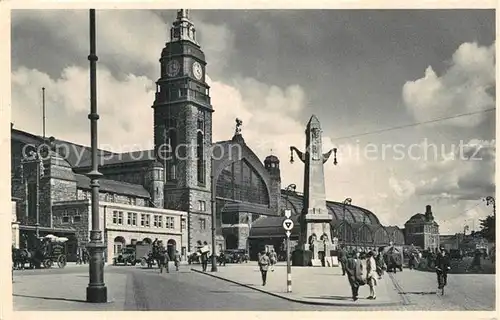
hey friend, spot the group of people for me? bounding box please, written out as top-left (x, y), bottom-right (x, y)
top-left (150, 238), bottom-right (181, 272)
top-left (76, 246), bottom-right (89, 265)
top-left (338, 244), bottom-right (452, 300)
top-left (338, 246), bottom-right (386, 301)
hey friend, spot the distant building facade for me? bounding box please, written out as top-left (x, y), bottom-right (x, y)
top-left (404, 205), bottom-right (440, 251)
top-left (440, 232), bottom-right (489, 254)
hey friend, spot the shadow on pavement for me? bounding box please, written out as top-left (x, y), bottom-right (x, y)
top-left (13, 294), bottom-right (87, 303)
top-left (304, 295), bottom-right (353, 301)
top-left (398, 291), bottom-right (437, 295)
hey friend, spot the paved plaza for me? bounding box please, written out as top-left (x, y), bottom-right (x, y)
top-left (11, 262), bottom-right (496, 312)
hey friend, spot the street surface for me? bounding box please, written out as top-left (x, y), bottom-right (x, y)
top-left (12, 263), bottom-right (496, 311)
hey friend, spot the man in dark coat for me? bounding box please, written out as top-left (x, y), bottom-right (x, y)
top-left (338, 245), bottom-right (348, 276)
top-left (345, 249), bottom-right (364, 301)
top-left (435, 247), bottom-right (451, 295)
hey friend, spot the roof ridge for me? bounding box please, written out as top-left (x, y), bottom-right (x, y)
top-left (74, 173), bottom-right (145, 187)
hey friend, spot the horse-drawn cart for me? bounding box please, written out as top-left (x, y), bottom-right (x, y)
top-left (40, 235), bottom-right (68, 269)
top-left (12, 234), bottom-right (69, 269)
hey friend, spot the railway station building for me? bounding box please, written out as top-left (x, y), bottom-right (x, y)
top-left (10, 9), bottom-right (439, 263)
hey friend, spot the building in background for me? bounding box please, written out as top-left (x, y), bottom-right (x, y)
top-left (404, 205), bottom-right (440, 251)
top-left (440, 232), bottom-right (489, 255)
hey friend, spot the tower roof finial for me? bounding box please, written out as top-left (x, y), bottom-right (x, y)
top-left (177, 9), bottom-right (190, 21)
top-left (170, 9), bottom-right (198, 45)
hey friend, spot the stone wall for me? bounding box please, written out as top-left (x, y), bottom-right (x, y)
top-left (12, 178), bottom-right (26, 219)
top-left (52, 200), bottom-right (91, 245)
top-left (268, 175), bottom-right (281, 215)
top-left (188, 188), bottom-right (212, 252)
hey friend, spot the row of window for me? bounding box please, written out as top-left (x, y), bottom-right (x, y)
top-left (112, 210), bottom-right (185, 230)
top-left (408, 226), bottom-right (438, 234)
top-left (61, 213), bottom-right (81, 224)
top-left (81, 190), bottom-right (138, 206)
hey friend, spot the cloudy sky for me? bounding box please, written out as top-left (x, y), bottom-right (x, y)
top-left (11, 9), bottom-right (495, 234)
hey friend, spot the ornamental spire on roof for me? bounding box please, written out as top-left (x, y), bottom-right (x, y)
top-left (177, 9), bottom-right (190, 20)
top-left (170, 9), bottom-right (199, 45)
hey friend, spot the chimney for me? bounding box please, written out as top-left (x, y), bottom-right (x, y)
top-left (425, 205), bottom-right (432, 213)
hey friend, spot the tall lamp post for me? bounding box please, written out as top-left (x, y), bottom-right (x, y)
top-left (342, 198), bottom-right (352, 247)
top-left (86, 9), bottom-right (107, 303)
top-left (210, 157), bottom-right (218, 272)
top-left (35, 155), bottom-right (41, 239)
top-left (484, 196), bottom-right (496, 217)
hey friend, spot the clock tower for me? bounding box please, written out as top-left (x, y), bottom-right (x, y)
top-left (152, 9), bottom-right (213, 252)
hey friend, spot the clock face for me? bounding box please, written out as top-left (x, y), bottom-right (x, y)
top-left (192, 61), bottom-right (203, 80)
top-left (166, 60), bottom-right (180, 77)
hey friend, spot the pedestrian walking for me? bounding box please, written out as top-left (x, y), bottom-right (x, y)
top-left (375, 247), bottom-right (386, 279)
top-left (345, 249), bottom-right (365, 301)
top-left (219, 250), bottom-right (226, 266)
top-left (269, 249), bottom-right (277, 272)
top-left (366, 251), bottom-right (377, 300)
top-left (338, 245), bottom-right (348, 276)
top-left (198, 241), bottom-right (210, 272)
top-left (258, 251), bottom-right (270, 286)
top-left (76, 246), bottom-right (83, 265)
top-left (174, 250), bottom-right (181, 271)
top-left (435, 247), bottom-right (451, 295)
top-left (468, 249), bottom-right (483, 272)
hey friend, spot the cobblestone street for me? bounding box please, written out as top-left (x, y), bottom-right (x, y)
top-left (12, 263), bottom-right (496, 312)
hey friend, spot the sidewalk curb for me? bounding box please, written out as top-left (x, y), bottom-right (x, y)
top-left (191, 268), bottom-right (402, 307)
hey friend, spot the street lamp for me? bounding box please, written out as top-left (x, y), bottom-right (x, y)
top-left (342, 198), bottom-right (352, 247)
top-left (85, 9), bottom-right (107, 303)
top-left (35, 155), bottom-right (41, 239)
top-left (484, 196), bottom-right (496, 216)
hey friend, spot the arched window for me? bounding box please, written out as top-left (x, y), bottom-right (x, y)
top-left (113, 236), bottom-right (126, 257)
top-left (166, 128), bottom-right (177, 181)
top-left (197, 131), bottom-right (205, 185)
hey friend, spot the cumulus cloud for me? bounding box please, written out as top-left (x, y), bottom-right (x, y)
top-left (12, 10), bottom-right (235, 80)
top-left (208, 75), bottom-right (365, 199)
top-left (414, 139), bottom-right (495, 201)
top-left (402, 42), bottom-right (495, 127)
top-left (12, 66), bottom-right (155, 150)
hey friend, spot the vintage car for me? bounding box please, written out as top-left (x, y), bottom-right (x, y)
top-left (224, 249), bottom-right (249, 263)
top-left (383, 245), bottom-right (404, 272)
top-left (113, 247), bottom-right (137, 266)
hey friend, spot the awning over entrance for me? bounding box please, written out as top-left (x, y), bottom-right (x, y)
top-left (19, 225), bottom-right (77, 234)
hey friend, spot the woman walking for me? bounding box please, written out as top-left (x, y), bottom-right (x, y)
top-left (366, 251), bottom-right (377, 299)
top-left (375, 247), bottom-right (386, 279)
top-left (269, 250), bottom-right (277, 272)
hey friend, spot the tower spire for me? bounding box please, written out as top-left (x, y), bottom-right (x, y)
top-left (177, 9), bottom-right (190, 20)
top-left (170, 9), bottom-right (198, 45)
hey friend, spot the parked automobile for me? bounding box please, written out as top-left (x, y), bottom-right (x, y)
top-left (113, 247), bottom-right (137, 266)
top-left (224, 249), bottom-right (249, 263)
top-left (449, 249), bottom-right (463, 260)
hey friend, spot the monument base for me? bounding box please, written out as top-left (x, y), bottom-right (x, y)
top-left (311, 259), bottom-right (322, 266)
top-left (292, 249), bottom-right (312, 266)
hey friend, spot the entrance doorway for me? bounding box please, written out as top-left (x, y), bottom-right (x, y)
top-left (167, 239), bottom-right (176, 260)
top-left (225, 234), bottom-right (238, 250)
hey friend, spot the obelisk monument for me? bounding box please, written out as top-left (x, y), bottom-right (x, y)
top-left (290, 115), bottom-right (337, 266)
